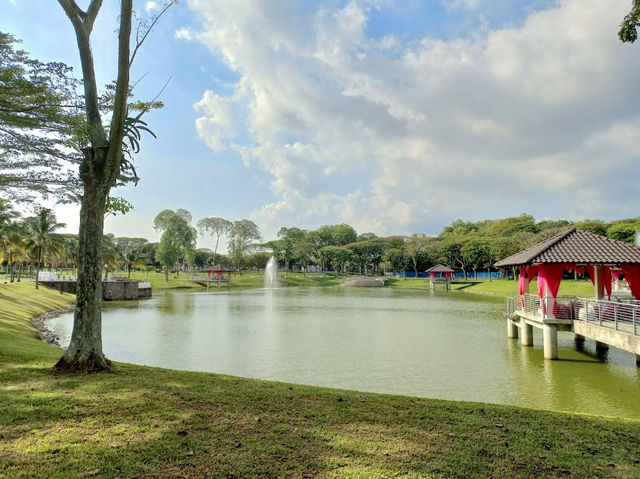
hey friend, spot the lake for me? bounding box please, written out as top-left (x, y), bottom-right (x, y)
top-left (48, 287), bottom-right (640, 419)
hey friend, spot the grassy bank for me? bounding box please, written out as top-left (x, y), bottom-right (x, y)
top-left (125, 270), bottom-right (342, 291)
top-left (388, 277), bottom-right (599, 298)
top-left (1, 282), bottom-right (640, 477)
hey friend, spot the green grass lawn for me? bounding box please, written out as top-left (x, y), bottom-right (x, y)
top-left (126, 270), bottom-right (342, 291)
top-left (453, 279), bottom-right (600, 297)
top-left (1, 282), bottom-right (640, 477)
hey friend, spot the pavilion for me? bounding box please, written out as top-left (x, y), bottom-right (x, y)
top-left (190, 264), bottom-right (233, 290)
top-left (494, 228), bottom-right (640, 364)
top-left (426, 264), bottom-right (455, 291)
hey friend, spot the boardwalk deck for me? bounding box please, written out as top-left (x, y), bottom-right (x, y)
top-left (506, 294), bottom-right (640, 365)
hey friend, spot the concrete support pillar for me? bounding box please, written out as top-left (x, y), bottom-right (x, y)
top-left (543, 324), bottom-right (558, 360)
top-left (636, 354), bottom-right (640, 367)
top-left (507, 318), bottom-right (518, 339)
top-left (544, 284), bottom-right (555, 320)
top-left (521, 322), bottom-right (534, 347)
top-left (593, 266), bottom-right (605, 300)
top-left (574, 333), bottom-right (585, 351)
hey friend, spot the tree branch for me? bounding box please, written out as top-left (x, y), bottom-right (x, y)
top-left (105, 0), bottom-right (133, 184)
top-left (57, 0), bottom-right (106, 147)
top-left (85, 0), bottom-right (103, 34)
top-left (130, 1), bottom-right (176, 67)
top-left (57, 0), bottom-right (85, 27)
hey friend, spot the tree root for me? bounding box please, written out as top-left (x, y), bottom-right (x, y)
top-left (54, 351), bottom-right (113, 374)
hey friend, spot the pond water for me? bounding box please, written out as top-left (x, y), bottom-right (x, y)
top-left (48, 287), bottom-right (640, 419)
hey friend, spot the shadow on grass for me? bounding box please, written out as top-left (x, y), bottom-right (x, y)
top-left (2, 363), bottom-right (640, 478)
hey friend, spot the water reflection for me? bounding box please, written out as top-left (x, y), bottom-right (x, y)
top-left (47, 288), bottom-right (640, 419)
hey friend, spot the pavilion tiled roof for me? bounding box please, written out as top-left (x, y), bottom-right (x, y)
top-left (426, 264), bottom-right (455, 273)
top-left (494, 228), bottom-right (640, 268)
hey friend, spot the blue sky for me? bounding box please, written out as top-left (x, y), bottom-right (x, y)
top-left (3, 0), bottom-right (640, 249)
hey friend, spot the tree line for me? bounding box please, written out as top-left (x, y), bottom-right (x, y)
top-left (6, 202), bottom-right (638, 283)
top-left (148, 212), bottom-right (640, 279)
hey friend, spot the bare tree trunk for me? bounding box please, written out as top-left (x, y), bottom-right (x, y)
top-left (35, 248), bottom-right (42, 290)
top-left (56, 179), bottom-right (109, 372)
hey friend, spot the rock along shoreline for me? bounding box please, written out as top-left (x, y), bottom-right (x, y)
top-left (32, 305), bottom-right (74, 347)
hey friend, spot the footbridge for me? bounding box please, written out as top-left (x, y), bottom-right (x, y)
top-left (494, 228), bottom-right (640, 366)
top-left (505, 294), bottom-right (640, 365)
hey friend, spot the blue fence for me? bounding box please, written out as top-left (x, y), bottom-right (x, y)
top-left (395, 271), bottom-right (429, 278)
top-left (454, 271), bottom-right (503, 279)
top-left (395, 271), bottom-right (504, 279)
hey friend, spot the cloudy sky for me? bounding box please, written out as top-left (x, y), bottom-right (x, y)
top-left (3, 0), bottom-right (640, 248)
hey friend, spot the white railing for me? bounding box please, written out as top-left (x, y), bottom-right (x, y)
top-left (507, 293), bottom-right (640, 337)
top-left (505, 297), bottom-right (515, 318)
top-left (37, 271), bottom-right (76, 281)
top-left (576, 297), bottom-right (639, 336)
top-left (138, 281), bottom-right (151, 289)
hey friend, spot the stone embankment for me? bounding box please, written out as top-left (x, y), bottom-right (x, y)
top-left (340, 277), bottom-right (385, 287)
top-left (40, 280), bottom-right (152, 300)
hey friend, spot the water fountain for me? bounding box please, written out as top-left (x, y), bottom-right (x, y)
top-left (264, 256), bottom-right (279, 288)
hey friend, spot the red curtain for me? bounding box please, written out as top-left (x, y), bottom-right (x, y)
top-left (621, 263), bottom-right (640, 300)
top-left (586, 266), bottom-right (612, 299)
top-left (444, 272), bottom-right (451, 278)
top-left (429, 272), bottom-right (436, 279)
top-left (518, 266), bottom-right (539, 295)
top-left (538, 264), bottom-right (564, 299)
top-left (538, 264), bottom-right (565, 315)
top-left (612, 270), bottom-right (621, 281)
top-left (518, 267), bottom-right (526, 295)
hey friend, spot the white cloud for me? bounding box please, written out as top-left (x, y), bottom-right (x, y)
top-left (174, 28), bottom-right (194, 41)
top-left (187, 0), bottom-right (640, 237)
top-left (145, 1), bottom-right (159, 13)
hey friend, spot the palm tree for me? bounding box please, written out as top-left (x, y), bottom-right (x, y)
top-left (24, 208), bottom-right (66, 289)
top-left (58, 234), bottom-right (79, 278)
top-left (0, 200), bottom-right (19, 278)
top-left (0, 221), bottom-right (26, 282)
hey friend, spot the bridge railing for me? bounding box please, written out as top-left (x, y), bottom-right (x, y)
top-left (575, 297), bottom-right (639, 336)
top-left (507, 294), bottom-right (640, 337)
top-left (518, 293), bottom-right (541, 316)
top-left (189, 274), bottom-right (230, 282)
top-left (505, 297), bottom-right (515, 318)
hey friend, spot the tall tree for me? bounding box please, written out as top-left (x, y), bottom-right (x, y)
top-left (55, 0), bottom-right (173, 372)
top-left (320, 246), bottom-right (354, 277)
top-left (0, 32), bottom-right (81, 202)
top-left (115, 237), bottom-right (148, 277)
top-left (197, 217), bottom-right (232, 257)
top-left (405, 234), bottom-right (426, 278)
top-left (228, 220), bottom-right (262, 270)
top-left (153, 210), bottom-right (197, 281)
top-left (277, 226), bottom-right (306, 276)
top-left (461, 238), bottom-right (494, 280)
top-left (23, 208), bottom-right (65, 289)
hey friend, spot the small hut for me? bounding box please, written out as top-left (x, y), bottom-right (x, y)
top-left (206, 264), bottom-right (233, 289)
top-left (494, 228), bottom-right (640, 363)
top-left (426, 264), bottom-right (455, 291)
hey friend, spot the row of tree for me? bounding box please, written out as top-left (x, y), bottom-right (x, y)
top-left (4, 202), bottom-right (639, 282)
